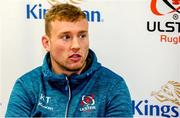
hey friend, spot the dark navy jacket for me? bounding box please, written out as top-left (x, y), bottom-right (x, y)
top-left (6, 49), bottom-right (133, 117)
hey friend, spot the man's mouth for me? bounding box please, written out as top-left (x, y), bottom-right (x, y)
top-left (69, 54), bottom-right (81, 62)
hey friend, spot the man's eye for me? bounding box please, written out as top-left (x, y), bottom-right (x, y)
top-left (61, 35), bottom-right (71, 40)
top-left (79, 34), bottom-right (87, 39)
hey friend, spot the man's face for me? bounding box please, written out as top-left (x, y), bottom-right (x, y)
top-left (42, 19), bottom-right (89, 74)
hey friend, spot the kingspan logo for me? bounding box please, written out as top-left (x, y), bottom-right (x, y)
top-left (26, 0), bottom-right (103, 22)
top-left (151, 81), bottom-right (180, 106)
top-left (133, 81), bottom-right (180, 117)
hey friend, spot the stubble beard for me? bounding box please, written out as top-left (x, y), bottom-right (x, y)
top-left (64, 61), bottom-right (86, 72)
top-left (51, 56), bottom-right (87, 75)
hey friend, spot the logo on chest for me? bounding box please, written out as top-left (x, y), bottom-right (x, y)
top-left (38, 94), bottom-right (53, 111)
top-left (79, 94), bottom-right (96, 112)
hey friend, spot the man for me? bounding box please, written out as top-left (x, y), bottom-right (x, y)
top-left (6, 3), bottom-right (133, 117)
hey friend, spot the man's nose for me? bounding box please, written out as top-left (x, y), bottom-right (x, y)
top-left (71, 37), bottom-right (80, 51)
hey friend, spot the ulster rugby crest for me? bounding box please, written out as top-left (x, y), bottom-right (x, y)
top-left (79, 94), bottom-right (96, 112)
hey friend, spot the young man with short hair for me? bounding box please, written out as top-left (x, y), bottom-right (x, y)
top-left (6, 3), bottom-right (133, 117)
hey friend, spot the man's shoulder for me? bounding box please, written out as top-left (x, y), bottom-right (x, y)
top-left (94, 66), bottom-right (126, 88)
top-left (10, 66), bottom-right (43, 106)
top-left (17, 66), bottom-right (43, 83)
top-left (99, 66), bottom-right (124, 82)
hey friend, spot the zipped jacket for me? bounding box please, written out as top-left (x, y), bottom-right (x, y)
top-left (5, 49), bottom-right (133, 117)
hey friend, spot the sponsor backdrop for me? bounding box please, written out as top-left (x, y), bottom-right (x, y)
top-left (0, 0), bottom-right (179, 117)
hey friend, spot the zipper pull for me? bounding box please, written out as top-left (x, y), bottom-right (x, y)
top-left (65, 77), bottom-right (69, 91)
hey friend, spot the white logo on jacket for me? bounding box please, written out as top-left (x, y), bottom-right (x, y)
top-left (38, 94), bottom-right (53, 111)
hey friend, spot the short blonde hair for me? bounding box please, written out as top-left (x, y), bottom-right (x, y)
top-left (45, 3), bottom-right (86, 37)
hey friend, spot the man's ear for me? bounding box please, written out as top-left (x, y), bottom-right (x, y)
top-left (42, 35), bottom-right (50, 52)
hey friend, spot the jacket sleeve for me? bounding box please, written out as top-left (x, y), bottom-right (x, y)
top-left (5, 79), bottom-right (34, 117)
top-left (105, 79), bottom-right (133, 117)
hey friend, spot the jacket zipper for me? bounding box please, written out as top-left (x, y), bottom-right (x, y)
top-left (65, 77), bottom-right (71, 118)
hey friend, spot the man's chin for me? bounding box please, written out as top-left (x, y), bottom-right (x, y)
top-left (66, 63), bottom-right (85, 72)
top-left (65, 64), bottom-right (79, 69)
top-left (67, 67), bottom-right (81, 72)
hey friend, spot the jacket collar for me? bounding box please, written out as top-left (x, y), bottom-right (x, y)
top-left (41, 49), bottom-right (101, 85)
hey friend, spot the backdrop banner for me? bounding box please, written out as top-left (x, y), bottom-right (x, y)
top-left (0, 0), bottom-right (179, 117)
